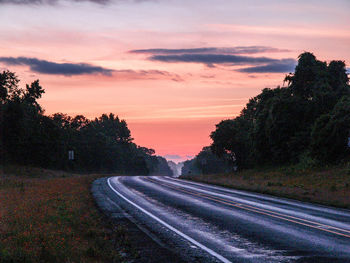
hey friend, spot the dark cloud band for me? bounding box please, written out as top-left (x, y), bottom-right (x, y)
top-left (0, 57), bottom-right (113, 76)
top-left (237, 59), bottom-right (296, 73)
top-left (0, 0), bottom-right (108, 4)
top-left (149, 54), bottom-right (281, 65)
top-left (130, 46), bottom-right (290, 55)
top-left (130, 46), bottom-right (295, 73)
top-left (0, 0), bottom-right (151, 4)
top-left (0, 56), bottom-right (183, 80)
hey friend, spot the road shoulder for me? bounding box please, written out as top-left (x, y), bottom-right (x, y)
top-left (91, 177), bottom-right (187, 263)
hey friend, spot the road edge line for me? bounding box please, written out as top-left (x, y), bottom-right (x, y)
top-left (107, 177), bottom-right (231, 263)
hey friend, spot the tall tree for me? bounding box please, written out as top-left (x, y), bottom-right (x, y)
top-left (310, 95), bottom-right (350, 162)
top-left (210, 52), bottom-right (350, 168)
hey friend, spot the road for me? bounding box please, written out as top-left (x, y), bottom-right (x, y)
top-left (93, 176), bottom-right (350, 263)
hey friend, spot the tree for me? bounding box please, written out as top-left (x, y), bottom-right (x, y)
top-left (285, 52), bottom-right (327, 100)
top-left (1, 70), bottom-right (156, 174)
top-left (0, 70), bottom-right (20, 103)
top-left (209, 52), bottom-right (350, 168)
top-left (23, 80), bottom-right (45, 113)
top-left (181, 159), bottom-right (200, 176)
top-left (181, 147), bottom-right (232, 176)
top-left (210, 117), bottom-right (252, 168)
top-left (195, 147), bottom-right (232, 174)
top-left (310, 95), bottom-right (350, 162)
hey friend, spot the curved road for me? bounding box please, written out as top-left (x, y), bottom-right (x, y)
top-left (94, 176), bottom-right (350, 263)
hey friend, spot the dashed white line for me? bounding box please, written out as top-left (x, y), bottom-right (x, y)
top-left (107, 177), bottom-right (232, 263)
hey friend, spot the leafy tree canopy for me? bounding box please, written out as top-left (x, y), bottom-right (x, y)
top-left (209, 52), bottom-right (349, 169)
top-left (1, 70), bottom-right (172, 175)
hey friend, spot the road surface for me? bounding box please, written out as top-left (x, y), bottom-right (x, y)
top-left (93, 176), bottom-right (350, 263)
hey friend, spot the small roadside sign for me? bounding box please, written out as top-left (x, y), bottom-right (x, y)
top-left (68, 150), bottom-right (74, 160)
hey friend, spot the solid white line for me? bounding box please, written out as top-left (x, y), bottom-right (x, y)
top-left (107, 177), bottom-right (232, 263)
top-left (166, 177), bottom-right (350, 216)
top-left (154, 177), bottom-right (350, 236)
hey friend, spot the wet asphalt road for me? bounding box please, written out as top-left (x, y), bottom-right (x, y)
top-left (95, 176), bottom-right (350, 263)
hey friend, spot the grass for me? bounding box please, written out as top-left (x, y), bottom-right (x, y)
top-left (182, 164), bottom-right (350, 209)
top-left (0, 165), bottom-right (134, 263)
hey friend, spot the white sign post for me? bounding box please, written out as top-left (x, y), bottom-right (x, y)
top-left (68, 150), bottom-right (74, 160)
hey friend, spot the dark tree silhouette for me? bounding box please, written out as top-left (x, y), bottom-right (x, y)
top-left (209, 52), bottom-right (350, 170)
top-left (1, 70), bottom-right (171, 175)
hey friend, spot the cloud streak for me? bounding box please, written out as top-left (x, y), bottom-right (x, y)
top-left (130, 46), bottom-right (290, 55)
top-left (149, 54), bottom-right (283, 65)
top-left (0, 56), bottom-right (113, 76)
top-left (130, 46), bottom-right (295, 72)
top-left (237, 59), bottom-right (297, 73)
top-left (112, 69), bottom-right (183, 81)
top-left (0, 0), bottom-right (108, 4)
top-left (0, 56), bottom-right (183, 80)
top-left (0, 0), bottom-right (151, 5)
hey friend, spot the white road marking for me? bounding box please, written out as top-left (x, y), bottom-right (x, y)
top-left (157, 177), bottom-right (350, 234)
top-left (166, 177), bottom-right (350, 217)
top-left (149, 177), bottom-right (350, 238)
top-left (107, 177), bottom-right (232, 263)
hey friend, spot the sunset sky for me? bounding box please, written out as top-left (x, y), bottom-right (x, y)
top-left (1, 0), bottom-right (349, 162)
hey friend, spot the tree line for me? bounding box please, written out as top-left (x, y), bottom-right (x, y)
top-left (183, 52), bottom-right (350, 175)
top-left (0, 71), bottom-right (172, 175)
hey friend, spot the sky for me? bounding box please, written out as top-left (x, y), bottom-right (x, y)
top-left (0, 0), bottom-right (349, 163)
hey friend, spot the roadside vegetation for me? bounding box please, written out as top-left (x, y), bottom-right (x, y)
top-left (0, 166), bottom-right (135, 263)
top-left (182, 52), bottom-right (350, 208)
top-left (0, 71), bottom-right (172, 175)
top-left (182, 52), bottom-right (350, 177)
top-left (182, 163), bottom-right (350, 208)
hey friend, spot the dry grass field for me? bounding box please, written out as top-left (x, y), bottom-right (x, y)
top-left (0, 166), bottom-right (132, 263)
top-left (183, 164), bottom-right (350, 209)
